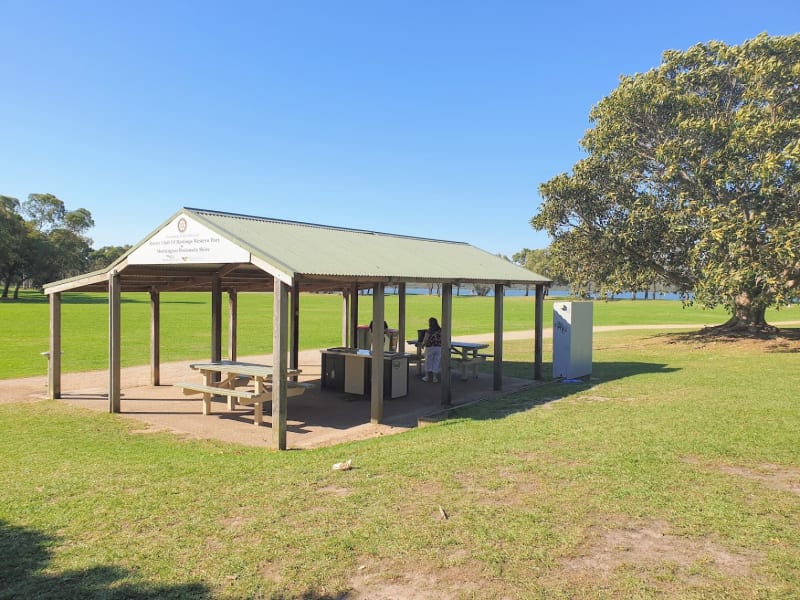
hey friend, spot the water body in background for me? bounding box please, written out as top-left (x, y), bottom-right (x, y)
top-left (543, 289), bottom-right (688, 301)
top-left (387, 287), bottom-right (687, 301)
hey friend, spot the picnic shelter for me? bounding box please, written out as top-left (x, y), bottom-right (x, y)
top-left (43, 207), bottom-right (551, 449)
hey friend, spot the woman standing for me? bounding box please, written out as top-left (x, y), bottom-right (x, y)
top-left (421, 317), bottom-right (442, 382)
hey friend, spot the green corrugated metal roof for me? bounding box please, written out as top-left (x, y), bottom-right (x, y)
top-left (44, 207), bottom-right (551, 294)
top-left (187, 207), bottom-right (550, 284)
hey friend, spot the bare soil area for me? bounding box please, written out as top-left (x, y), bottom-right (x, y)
top-left (548, 518), bottom-right (763, 592)
top-left (0, 346), bottom-right (534, 450)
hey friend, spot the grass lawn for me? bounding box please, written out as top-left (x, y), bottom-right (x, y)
top-left (4, 289), bottom-right (792, 379)
top-left (1, 318), bottom-right (800, 597)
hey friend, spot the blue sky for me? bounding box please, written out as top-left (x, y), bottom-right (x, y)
top-left (2, 1), bottom-right (798, 257)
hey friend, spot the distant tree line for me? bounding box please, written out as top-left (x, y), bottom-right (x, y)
top-left (0, 194), bottom-right (130, 300)
top-left (511, 247), bottom-right (676, 299)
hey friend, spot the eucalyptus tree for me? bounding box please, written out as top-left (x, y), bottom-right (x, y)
top-left (0, 196), bottom-right (27, 298)
top-left (22, 194), bottom-right (95, 285)
top-left (533, 33), bottom-right (800, 332)
top-left (0, 194), bottom-right (95, 296)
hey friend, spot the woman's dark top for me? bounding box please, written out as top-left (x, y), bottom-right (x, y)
top-left (424, 327), bottom-right (441, 347)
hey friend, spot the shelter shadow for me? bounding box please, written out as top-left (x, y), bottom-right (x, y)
top-left (438, 360), bottom-right (679, 423)
top-left (0, 520), bottom-right (210, 599)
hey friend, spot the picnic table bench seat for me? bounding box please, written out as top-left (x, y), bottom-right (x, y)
top-left (450, 353), bottom-right (488, 380)
top-left (174, 380), bottom-right (315, 426)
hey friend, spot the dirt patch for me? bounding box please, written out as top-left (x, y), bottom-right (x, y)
top-left (548, 518), bottom-right (761, 591)
top-left (220, 510), bottom-right (254, 530)
top-left (683, 456), bottom-right (800, 496)
top-left (346, 557), bottom-right (485, 600)
top-left (345, 514), bottom-right (763, 599)
top-left (455, 464), bottom-right (542, 508)
top-left (717, 464), bottom-right (800, 496)
top-left (317, 485), bottom-right (351, 497)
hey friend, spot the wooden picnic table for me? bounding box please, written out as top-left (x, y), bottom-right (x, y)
top-left (449, 341), bottom-right (490, 380)
top-left (175, 360), bottom-right (307, 425)
top-left (407, 340), bottom-right (490, 380)
top-left (191, 360), bottom-right (279, 389)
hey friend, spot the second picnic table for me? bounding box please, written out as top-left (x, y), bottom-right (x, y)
top-left (449, 341), bottom-right (490, 380)
top-left (407, 340), bottom-right (490, 380)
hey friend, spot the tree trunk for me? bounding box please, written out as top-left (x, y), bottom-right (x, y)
top-left (708, 290), bottom-right (775, 335)
top-left (1, 280), bottom-right (9, 299)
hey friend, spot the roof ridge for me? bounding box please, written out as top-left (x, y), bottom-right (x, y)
top-left (183, 207), bottom-right (466, 245)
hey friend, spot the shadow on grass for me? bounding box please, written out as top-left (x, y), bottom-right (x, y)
top-left (482, 358), bottom-right (677, 384)
top-left (655, 328), bottom-right (800, 352)
top-left (0, 520), bottom-right (209, 599)
top-left (445, 359), bottom-right (678, 423)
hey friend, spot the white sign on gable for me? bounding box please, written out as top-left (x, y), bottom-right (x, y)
top-left (128, 214), bottom-right (250, 265)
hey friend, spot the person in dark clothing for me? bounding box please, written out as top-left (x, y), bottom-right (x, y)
top-left (421, 317), bottom-right (442, 382)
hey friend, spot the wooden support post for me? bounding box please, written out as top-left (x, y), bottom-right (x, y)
top-left (441, 284), bottom-right (453, 406)
top-left (290, 282), bottom-right (300, 375)
top-left (341, 288), bottom-right (349, 346)
top-left (272, 281), bottom-right (290, 450)
top-left (370, 283), bottom-right (385, 423)
top-left (493, 284), bottom-right (504, 391)
top-left (398, 282), bottom-right (406, 351)
top-left (534, 284), bottom-right (545, 380)
top-left (150, 290), bottom-right (160, 386)
top-left (211, 275), bottom-right (222, 366)
top-left (48, 292), bottom-right (61, 399)
top-left (349, 282), bottom-right (359, 348)
top-left (109, 271), bottom-right (121, 413)
top-left (228, 290), bottom-right (238, 361)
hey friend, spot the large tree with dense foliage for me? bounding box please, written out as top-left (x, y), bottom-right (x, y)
top-left (0, 194), bottom-right (95, 298)
top-left (533, 33), bottom-right (800, 332)
top-left (0, 197), bottom-right (27, 298)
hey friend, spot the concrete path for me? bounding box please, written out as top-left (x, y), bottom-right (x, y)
top-left (456, 320), bottom-right (800, 343)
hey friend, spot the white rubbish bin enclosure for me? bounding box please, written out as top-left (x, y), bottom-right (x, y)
top-left (552, 301), bottom-right (593, 380)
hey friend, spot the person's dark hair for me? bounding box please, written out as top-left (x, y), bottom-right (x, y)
top-left (428, 317), bottom-right (440, 330)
